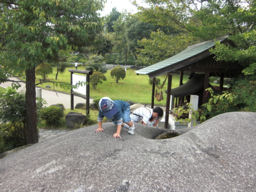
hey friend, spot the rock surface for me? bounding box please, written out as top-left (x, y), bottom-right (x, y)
top-left (75, 103), bottom-right (86, 109)
top-left (1, 112), bottom-right (256, 192)
top-left (50, 104), bottom-right (65, 111)
top-left (65, 112), bottom-right (87, 129)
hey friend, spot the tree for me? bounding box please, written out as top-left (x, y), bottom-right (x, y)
top-left (93, 33), bottom-right (113, 56)
top-left (36, 63), bottom-right (53, 81)
top-left (105, 8), bottom-right (121, 32)
top-left (105, 12), bottom-right (167, 66)
top-left (135, 0), bottom-right (194, 32)
top-left (134, 0), bottom-right (199, 65)
top-left (90, 71), bottom-right (106, 89)
top-left (55, 49), bottom-right (72, 80)
top-left (137, 30), bottom-right (194, 65)
top-left (110, 66), bottom-right (126, 83)
top-left (136, 0), bottom-right (256, 68)
top-left (115, 14), bottom-right (165, 66)
top-left (86, 54), bottom-right (107, 73)
top-left (0, 0), bottom-right (103, 144)
top-left (137, 0), bottom-right (256, 112)
top-left (191, 1), bottom-right (256, 70)
top-left (193, 1), bottom-right (256, 112)
top-left (111, 14), bottom-right (154, 65)
top-left (112, 14), bottom-right (132, 65)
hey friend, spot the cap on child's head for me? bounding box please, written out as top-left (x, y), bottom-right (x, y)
top-left (99, 97), bottom-right (118, 119)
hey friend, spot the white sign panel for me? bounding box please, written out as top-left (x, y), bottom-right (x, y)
top-left (72, 74), bottom-right (86, 96)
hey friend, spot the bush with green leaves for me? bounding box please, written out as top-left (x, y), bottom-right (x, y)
top-left (90, 97), bottom-right (101, 110)
top-left (199, 76), bottom-right (256, 122)
top-left (40, 106), bottom-right (64, 127)
top-left (0, 88), bottom-right (44, 151)
top-left (0, 88), bottom-right (44, 123)
top-left (0, 88), bottom-right (27, 151)
top-left (110, 66), bottom-right (126, 83)
top-left (232, 76), bottom-right (256, 112)
top-left (199, 88), bottom-right (239, 122)
top-left (0, 88), bottom-right (26, 123)
top-left (0, 122), bottom-right (26, 151)
top-left (0, 130), bottom-right (5, 153)
top-left (172, 103), bottom-right (199, 125)
top-left (90, 71), bottom-right (107, 89)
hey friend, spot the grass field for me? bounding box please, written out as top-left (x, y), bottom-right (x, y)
top-left (37, 66), bottom-right (188, 105)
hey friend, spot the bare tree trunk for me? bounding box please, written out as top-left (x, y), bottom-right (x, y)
top-left (25, 67), bottom-right (38, 144)
top-left (55, 63), bottom-right (59, 80)
top-left (55, 70), bottom-right (59, 80)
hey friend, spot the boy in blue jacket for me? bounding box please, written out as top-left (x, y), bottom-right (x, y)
top-left (96, 97), bottom-right (135, 138)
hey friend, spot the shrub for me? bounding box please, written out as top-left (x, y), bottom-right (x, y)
top-left (0, 88), bottom-right (26, 123)
top-left (50, 104), bottom-right (65, 111)
top-left (0, 88), bottom-right (43, 123)
top-left (90, 71), bottom-right (107, 89)
top-left (0, 88), bottom-right (27, 150)
top-left (199, 76), bottom-right (256, 121)
top-left (199, 88), bottom-right (239, 121)
top-left (0, 130), bottom-right (5, 153)
top-left (172, 103), bottom-right (199, 125)
top-left (232, 76), bottom-right (256, 111)
top-left (0, 122), bottom-right (26, 151)
top-left (0, 88), bottom-right (43, 151)
top-left (90, 97), bottom-right (100, 110)
top-left (110, 66), bottom-right (126, 83)
top-left (40, 106), bottom-right (64, 127)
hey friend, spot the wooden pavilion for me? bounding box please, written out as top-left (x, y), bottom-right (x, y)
top-left (136, 36), bottom-right (242, 128)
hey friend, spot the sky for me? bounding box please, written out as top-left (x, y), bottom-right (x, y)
top-left (101, 0), bottom-right (142, 16)
top-left (101, 0), bottom-right (249, 16)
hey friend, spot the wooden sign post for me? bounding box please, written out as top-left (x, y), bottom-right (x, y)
top-left (69, 69), bottom-right (92, 115)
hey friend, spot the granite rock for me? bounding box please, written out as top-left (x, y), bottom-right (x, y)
top-left (65, 112), bottom-right (86, 128)
top-left (1, 112), bottom-right (256, 192)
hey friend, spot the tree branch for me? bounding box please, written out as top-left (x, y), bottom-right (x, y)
top-left (0, 0), bottom-right (19, 7)
top-left (3, 78), bottom-right (25, 83)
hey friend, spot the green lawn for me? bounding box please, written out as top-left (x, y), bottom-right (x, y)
top-left (37, 67), bottom-right (187, 105)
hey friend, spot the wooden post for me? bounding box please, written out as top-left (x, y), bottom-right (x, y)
top-left (86, 74), bottom-right (90, 115)
top-left (179, 71), bottom-right (184, 105)
top-left (220, 74), bottom-right (224, 92)
top-left (151, 77), bottom-right (156, 109)
top-left (203, 73), bottom-right (209, 103)
top-left (179, 71), bottom-right (183, 85)
top-left (69, 69), bottom-right (91, 114)
top-left (165, 73), bottom-right (172, 129)
top-left (70, 71), bottom-right (74, 110)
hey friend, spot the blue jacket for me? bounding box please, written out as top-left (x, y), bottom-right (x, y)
top-left (98, 100), bottom-right (130, 125)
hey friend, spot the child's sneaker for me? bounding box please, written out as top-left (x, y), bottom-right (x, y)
top-left (128, 126), bottom-right (135, 135)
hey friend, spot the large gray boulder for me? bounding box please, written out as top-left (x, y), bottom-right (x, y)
top-left (75, 103), bottom-right (86, 110)
top-left (1, 112), bottom-right (256, 192)
top-left (65, 112), bottom-right (87, 129)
